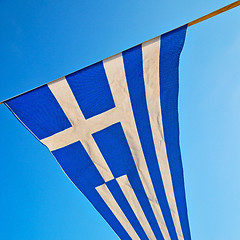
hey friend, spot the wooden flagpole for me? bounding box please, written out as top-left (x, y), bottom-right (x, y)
top-left (188, 0), bottom-right (240, 26)
top-left (0, 0), bottom-right (240, 105)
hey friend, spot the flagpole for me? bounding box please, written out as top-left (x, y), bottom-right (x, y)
top-left (0, 0), bottom-right (240, 105)
top-left (188, 0), bottom-right (240, 26)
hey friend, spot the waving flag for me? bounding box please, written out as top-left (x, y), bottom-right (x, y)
top-left (5, 25), bottom-right (191, 240)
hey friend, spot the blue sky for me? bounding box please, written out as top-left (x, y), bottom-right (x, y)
top-left (1, 0), bottom-right (240, 239)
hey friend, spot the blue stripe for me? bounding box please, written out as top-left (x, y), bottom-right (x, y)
top-left (122, 45), bottom-right (178, 239)
top-left (93, 123), bottom-right (164, 239)
top-left (66, 61), bottom-right (115, 119)
top-left (81, 186), bottom-right (131, 240)
top-left (127, 170), bottom-right (164, 240)
top-left (160, 25), bottom-right (191, 240)
top-left (107, 179), bottom-right (149, 240)
top-left (6, 85), bottom-right (71, 140)
top-left (51, 141), bottom-right (131, 240)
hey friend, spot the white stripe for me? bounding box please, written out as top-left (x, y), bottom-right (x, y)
top-left (96, 182), bottom-right (140, 240)
top-left (44, 78), bottom-right (114, 182)
top-left (142, 37), bottom-right (184, 239)
top-left (103, 54), bottom-right (170, 240)
top-left (117, 175), bottom-right (156, 240)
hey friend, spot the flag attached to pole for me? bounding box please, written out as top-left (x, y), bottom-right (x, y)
top-left (5, 25), bottom-right (191, 240)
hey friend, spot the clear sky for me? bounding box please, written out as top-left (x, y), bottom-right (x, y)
top-left (1, 0), bottom-right (240, 239)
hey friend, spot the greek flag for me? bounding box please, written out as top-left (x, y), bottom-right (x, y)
top-left (5, 25), bottom-right (191, 240)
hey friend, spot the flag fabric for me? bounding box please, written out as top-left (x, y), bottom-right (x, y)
top-left (5, 25), bottom-right (191, 240)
